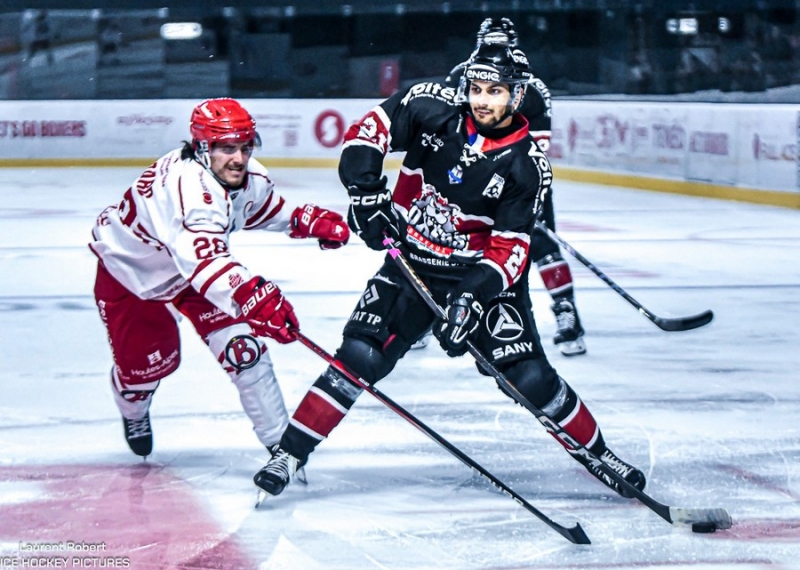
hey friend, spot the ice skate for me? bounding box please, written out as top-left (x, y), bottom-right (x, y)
top-left (122, 412), bottom-right (153, 458)
top-left (551, 299), bottom-right (586, 356)
top-left (111, 369), bottom-right (156, 458)
top-left (580, 447), bottom-right (646, 498)
top-left (267, 443), bottom-right (306, 485)
top-left (254, 447), bottom-right (301, 498)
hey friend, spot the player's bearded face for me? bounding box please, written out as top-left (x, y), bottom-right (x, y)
top-left (209, 141), bottom-right (254, 187)
top-left (468, 80), bottom-right (514, 130)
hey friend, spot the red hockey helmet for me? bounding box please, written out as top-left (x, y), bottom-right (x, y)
top-left (189, 98), bottom-right (257, 145)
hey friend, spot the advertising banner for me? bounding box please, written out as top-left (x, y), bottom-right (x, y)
top-left (0, 99), bottom-right (379, 161)
top-left (552, 100), bottom-right (800, 193)
top-left (1, 98), bottom-right (799, 196)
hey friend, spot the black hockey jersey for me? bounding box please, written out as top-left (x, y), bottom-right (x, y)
top-left (339, 81), bottom-right (552, 304)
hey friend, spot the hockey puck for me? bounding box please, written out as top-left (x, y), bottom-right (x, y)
top-left (691, 522), bottom-right (717, 534)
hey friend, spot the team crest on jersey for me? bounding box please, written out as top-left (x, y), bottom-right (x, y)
top-left (485, 303), bottom-right (524, 341)
top-left (229, 273), bottom-right (244, 289)
top-left (447, 165), bottom-right (463, 184)
top-left (406, 185), bottom-right (467, 255)
top-left (482, 173), bottom-right (505, 199)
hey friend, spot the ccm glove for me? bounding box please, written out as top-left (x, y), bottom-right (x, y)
top-left (233, 277), bottom-right (299, 344)
top-left (290, 204), bottom-right (350, 250)
top-left (347, 176), bottom-right (403, 251)
top-left (433, 292), bottom-right (485, 357)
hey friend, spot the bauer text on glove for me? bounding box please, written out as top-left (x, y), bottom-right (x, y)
top-left (289, 204), bottom-right (350, 250)
top-left (233, 277), bottom-right (298, 343)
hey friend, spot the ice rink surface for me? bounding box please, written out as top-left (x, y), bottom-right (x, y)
top-left (1, 165), bottom-right (799, 569)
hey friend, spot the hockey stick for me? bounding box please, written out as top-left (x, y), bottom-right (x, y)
top-left (384, 237), bottom-right (731, 532)
top-left (294, 330), bottom-right (591, 545)
top-left (534, 221), bottom-right (713, 332)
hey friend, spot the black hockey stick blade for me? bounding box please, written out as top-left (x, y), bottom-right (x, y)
top-left (383, 238), bottom-right (731, 533)
top-left (651, 309), bottom-right (714, 332)
top-left (295, 330), bottom-right (591, 545)
top-left (534, 221), bottom-right (714, 332)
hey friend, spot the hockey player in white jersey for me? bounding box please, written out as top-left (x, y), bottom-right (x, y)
top-left (89, 98), bottom-right (350, 459)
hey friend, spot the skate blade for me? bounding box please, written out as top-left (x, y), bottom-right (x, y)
top-left (255, 489), bottom-right (269, 508)
top-left (296, 466), bottom-right (308, 485)
top-left (558, 338), bottom-right (586, 357)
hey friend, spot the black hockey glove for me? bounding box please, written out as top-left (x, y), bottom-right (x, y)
top-left (434, 292), bottom-right (484, 358)
top-left (347, 176), bottom-right (404, 251)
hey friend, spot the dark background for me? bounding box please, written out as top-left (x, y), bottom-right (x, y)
top-left (1, 0), bottom-right (797, 100)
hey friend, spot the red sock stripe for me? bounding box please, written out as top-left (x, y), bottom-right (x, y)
top-left (539, 261), bottom-right (573, 292)
top-left (548, 398), bottom-right (600, 450)
top-left (291, 390), bottom-right (347, 439)
top-left (561, 398), bottom-right (599, 448)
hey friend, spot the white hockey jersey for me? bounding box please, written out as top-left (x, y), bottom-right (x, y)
top-left (90, 148), bottom-right (291, 317)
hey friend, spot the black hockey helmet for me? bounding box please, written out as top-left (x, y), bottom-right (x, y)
top-left (465, 43), bottom-right (531, 84)
top-left (455, 43), bottom-right (532, 105)
top-left (445, 18), bottom-right (520, 88)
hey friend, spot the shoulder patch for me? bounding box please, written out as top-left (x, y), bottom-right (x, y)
top-left (482, 173), bottom-right (505, 199)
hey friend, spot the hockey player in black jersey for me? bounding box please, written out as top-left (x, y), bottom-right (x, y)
top-left (254, 39), bottom-right (645, 499)
top-left (446, 17), bottom-right (587, 357)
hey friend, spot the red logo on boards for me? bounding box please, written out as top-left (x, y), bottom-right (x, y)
top-left (314, 110), bottom-right (345, 148)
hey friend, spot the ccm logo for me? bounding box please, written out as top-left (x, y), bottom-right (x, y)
top-left (350, 190), bottom-right (392, 206)
top-left (241, 281), bottom-right (276, 316)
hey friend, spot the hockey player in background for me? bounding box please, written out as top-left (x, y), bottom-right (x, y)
top-left (447, 17), bottom-right (586, 357)
top-left (253, 40), bottom-right (645, 499)
top-left (89, 98), bottom-right (349, 459)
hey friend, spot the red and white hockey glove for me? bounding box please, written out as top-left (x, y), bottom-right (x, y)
top-left (290, 204), bottom-right (350, 250)
top-left (232, 277), bottom-right (299, 344)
